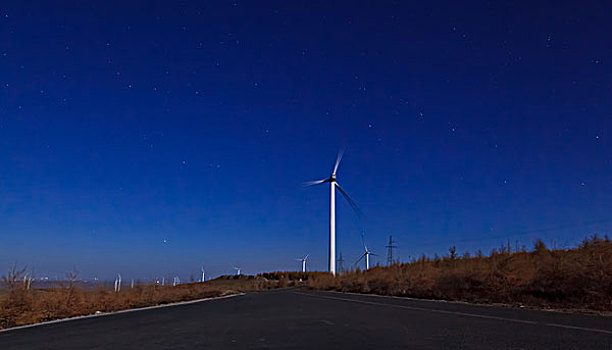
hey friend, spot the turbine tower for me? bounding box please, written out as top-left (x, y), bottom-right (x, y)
top-left (233, 266), bottom-right (241, 275)
top-left (296, 254), bottom-right (309, 272)
top-left (304, 150), bottom-right (363, 275)
top-left (201, 267), bottom-right (206, 282)
top-left (356, 232), bottom-right (377, 270)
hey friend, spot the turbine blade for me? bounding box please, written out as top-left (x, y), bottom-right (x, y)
top-left (302, 178), bottom-right (327, 187)
top-left (360, 231), bottom-right (367, 251)
top-left (335, 183), bottom-right (365, 222)
top-left (354, 253), bottom-right (366, 266)
top-left (332, 149), bottom-right (344, 176)
top-left (304, 254), bottom-right (309, 260)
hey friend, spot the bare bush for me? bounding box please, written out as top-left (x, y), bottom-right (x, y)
top-left (306, 236), bottom-right (612, 311)
top-left (0, 272), bottom-right (282, 329)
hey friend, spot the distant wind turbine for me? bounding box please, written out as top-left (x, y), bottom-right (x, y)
top-left (233, 266), bottom-right (241, 275)
top-left (304, 150), bottom-right (364, 274)
top-left (201, 267), bottom-right (206, 282)
top-left (355, 232), bottom-right (377, 270)
top-left (23, 274), bottom-right (33, 290)
top-left (296, 254), bottom-right (309, 272)
top-left (114, 274), bottom-right (122, 292)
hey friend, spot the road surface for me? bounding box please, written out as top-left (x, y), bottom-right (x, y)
top-left (1, 289), bottom-right (610, 349)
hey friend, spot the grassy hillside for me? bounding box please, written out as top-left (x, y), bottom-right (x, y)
top-left (306, 235), bottom-right (612, 312)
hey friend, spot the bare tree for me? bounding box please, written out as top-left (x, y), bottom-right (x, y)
top-left (66, 267), bottom-right (79, 289)
top-left (65, 267), bottom-right (79, 307)
top-left (2, 264), bottom-right (27, 291)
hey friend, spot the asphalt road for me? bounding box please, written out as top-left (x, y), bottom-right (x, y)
top-left (1, 289), bottom-right (610, 349)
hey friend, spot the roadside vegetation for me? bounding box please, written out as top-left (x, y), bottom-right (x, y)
top-left (0, 273), bottom-right (279, 329)
top-left (306, 235), bottom-right (612, 312)
top-left (2, 235), bottom-right (610, 329)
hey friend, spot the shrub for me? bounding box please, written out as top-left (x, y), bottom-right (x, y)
top-left (306, 236), bottom-right (612, 311)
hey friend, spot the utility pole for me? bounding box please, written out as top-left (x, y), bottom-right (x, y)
top-left (337, 252), bottom-right (345, 274)
top-left (386, 235), bottom-right (398, 265)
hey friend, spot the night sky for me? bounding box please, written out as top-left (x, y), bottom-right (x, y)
top-left (1, 1), bottom-right (611, 280)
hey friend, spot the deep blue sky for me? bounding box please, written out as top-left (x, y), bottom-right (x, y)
top-left (1, 1), bottom-right (610, 280)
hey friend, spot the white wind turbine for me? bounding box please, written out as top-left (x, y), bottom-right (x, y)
top-left (233, 266), bottom-right (241, 275)
top-left (296, 254), bottom-right (309, 272)
top-left (355, 232), bottom-right (377, 270)
top-left (201, 267), bottom-right (206, 282)
top-left (23, 274), bottom-right (33, 290)
top-left (114, 274), bottom-right (122, 292)
top-left (304, 150), bottom-right (363, 274)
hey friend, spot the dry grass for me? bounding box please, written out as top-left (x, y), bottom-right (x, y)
top-left (3, 235), bottom-right (610, 329)
top-left (0, 274), bottom-right (279, 330)
top-left (307, 235), bottom-right (612, 312)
